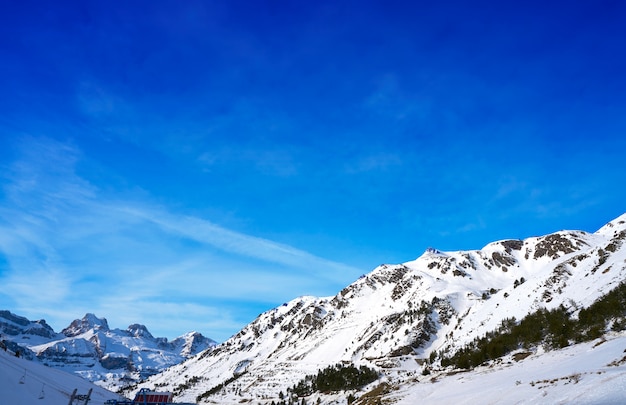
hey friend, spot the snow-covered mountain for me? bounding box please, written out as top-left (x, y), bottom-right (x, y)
top-left (134, 213), bottom-right (626, 404)
top-left (0, 312), bottom-right (216, 388)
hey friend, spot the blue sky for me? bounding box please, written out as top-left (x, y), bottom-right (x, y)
top-left (1, 1), bottom-right (625, 342)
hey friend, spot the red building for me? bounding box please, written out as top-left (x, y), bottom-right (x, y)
top-left (132, 389), bottom-right (173, 404)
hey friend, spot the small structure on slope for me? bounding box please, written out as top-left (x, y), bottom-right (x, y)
top-left (105, 388), bottom-right (194, 405)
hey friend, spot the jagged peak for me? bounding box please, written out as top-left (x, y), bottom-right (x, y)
top-left (127, 323), bottom-right (154, 339)
top-left (177, 330), bottom-right (202, 339)
top-left (0, 311), bottom-right (58, 339)
top-left (413, 247), bottom-right (448, 265)
top-left (424, 247), bottom-right (444, 256)
top-left (178, 330), bottom-right (215, 344)
top-left (0, 310), bottom-right (31, 327)
top-left (171, 331), bottom-right (216, 357)
top-left (62, 313), bottom-right (109, 337)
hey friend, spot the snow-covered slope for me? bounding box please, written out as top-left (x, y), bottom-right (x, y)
top-left (0, 347), bottom-right (121, 405)
top-left (0, 312), bottom-right (216, 389)
top-left (137, 213), bottom-right (626, 404)
top-left (389, 331), bottom-right (626, 404)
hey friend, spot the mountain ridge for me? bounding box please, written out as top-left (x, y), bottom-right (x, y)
top-left (2, 214), bottom-right (625, 403)
top-left (0, 311), bottom-right (217, 387)
top-left (133, 213), bottom-right (626, 404)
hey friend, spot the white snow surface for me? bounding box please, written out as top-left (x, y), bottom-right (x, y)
top-left (390, 333), bottom-right (626, 404)
top-left (0, 347), bottom-right (121, 405)
top-left (135, 213), bottom-right (626, 404)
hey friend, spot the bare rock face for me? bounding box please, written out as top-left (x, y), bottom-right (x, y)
top-left (62, 313), bottom-right (110, 337)
top-left (127, 323), bottom-right (153, 339)
top-left (0, 310), bottom-right (57, 339)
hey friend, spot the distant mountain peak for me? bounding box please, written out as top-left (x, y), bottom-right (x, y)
top-left (62, 313), bottom-right (109, 337)
top-left (127, 324), bottom-right (154, 339)
top-left (0, 310), bottom-right (58, 340)
top-left (0, 310), bottom-right (216, 389)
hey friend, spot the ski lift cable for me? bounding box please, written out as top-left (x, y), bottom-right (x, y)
top-left (23, 368), bottom-right (75, 395)
top-left (0, 351), bottom-right (73, 395)
top-left (1, 350), bottom-right (98, 398)
top-left (0, 351), bottom-right (29, 374)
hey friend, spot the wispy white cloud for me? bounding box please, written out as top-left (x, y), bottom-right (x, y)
top-left (125, 207), bottom-right (360, 280)
top-left (3, 268), bottom-right (72, 308)
top-left (96, 299), bottom-right (239, 340)
top-left (0, 136), bottom-right (362, 340)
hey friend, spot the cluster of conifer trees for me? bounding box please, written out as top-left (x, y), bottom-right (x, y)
top-left (290, 363), bottom-right (378, 396)
top-left (440, 282), bottom-right (626, 370)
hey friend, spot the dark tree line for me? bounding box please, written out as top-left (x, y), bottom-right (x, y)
top-left (441, 282), bottom-right (626, 370)
top-left (289, 363), bottom-right (378, 397)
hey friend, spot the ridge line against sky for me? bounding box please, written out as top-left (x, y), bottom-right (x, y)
top-left (1, 1), bottom-right (626, 341)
